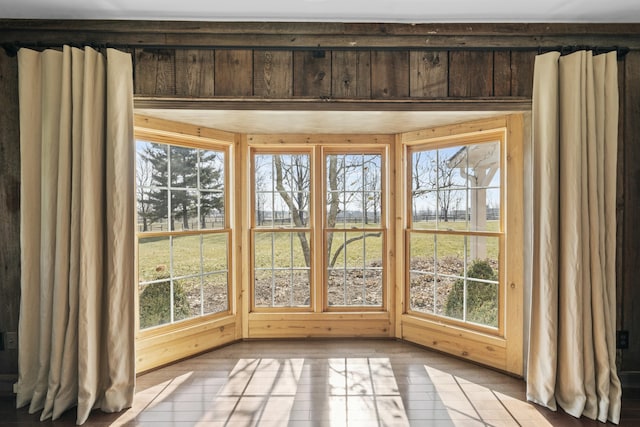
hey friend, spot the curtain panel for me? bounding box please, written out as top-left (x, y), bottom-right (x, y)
top-left (527, 50), bottom-right (621, 423)
top-left (16, 46), bottom-right (135, 425)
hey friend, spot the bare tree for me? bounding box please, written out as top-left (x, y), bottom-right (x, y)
top-left (273, 154), bottom-right (312, 267)
top-left (264, 153), bottom-right (382, 269)
top-left (437, 155), bottom-right (464, 222)
top-left (136, 151), bottom-right (154, 232)
top-left (411, 150), bottom-right (464, 223)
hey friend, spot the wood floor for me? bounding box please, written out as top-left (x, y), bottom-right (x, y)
top-left (1, 339), bottom-right (638, 426)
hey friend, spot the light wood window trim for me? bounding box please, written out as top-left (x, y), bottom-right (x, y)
top-left (321, 146), bottom-right (389, 312)
top-left (134, 115), bottom-right (238, 372)
top-left (246, 138), bottom-right (393, 317)
top-left (405, 129), bottom-right (506, 336)
top-left (399, 115), bottom-right (524, 375)
top-left (249, 147), bottom-right (315, 312)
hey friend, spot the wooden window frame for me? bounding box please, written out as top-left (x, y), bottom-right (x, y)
top-left (321, 146), bottom-right (389, 312)
top-left (134, 115), bottom-right (239, 373)
top-left (398, 115), bottom-right (524, 375)
top-left (249, 147), bottom-right (315, 313)
top-left (245, 134), bottom-right (396, 339)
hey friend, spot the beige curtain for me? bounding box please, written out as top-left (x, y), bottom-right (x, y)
top-left (527, 50), bottom-right (621, 423)
top-left (16, 46), bottom-right (135, 425)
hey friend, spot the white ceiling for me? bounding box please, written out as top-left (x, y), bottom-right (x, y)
top-left (135, 109), bottom-right (515, 134)
top-left (2, 0), bottom-right (639, 22)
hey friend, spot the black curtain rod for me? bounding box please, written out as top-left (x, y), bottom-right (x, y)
top-left (1, 42), bottom-right (631, 59)
top-left (539, 45), bottom-right (630, 60)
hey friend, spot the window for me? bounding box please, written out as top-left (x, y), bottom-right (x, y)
top-left (400, 116), bottom-right (523, 375)
top-left (250, 145), bottom-right (388, 313)
top-left (136, 139), bottom-right (231, 329)
top-left (407, 140), bottom-right (501, 330)
top-left (252, 152), bottom-right (312, 308)
top-left (325, 152), bottom-right (385, 308)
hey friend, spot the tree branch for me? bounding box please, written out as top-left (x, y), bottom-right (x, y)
top-left (329, 232), bottom-right (382, 268)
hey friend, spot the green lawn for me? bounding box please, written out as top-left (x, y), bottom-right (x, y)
top-left (138, 233), bottom-right (228, 284)
top-left (138, 220), bottom-right (499, 283)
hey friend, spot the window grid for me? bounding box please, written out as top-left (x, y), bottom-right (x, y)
top-left (137, 139), bottom-right (230, 331)
top-left (408, 140), bottom-right (502, 330)
top-left (325, 152), bottom-right (384, 308)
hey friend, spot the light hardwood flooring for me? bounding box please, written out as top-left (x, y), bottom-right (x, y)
top-left (1, 339), bottom-right (638, 426)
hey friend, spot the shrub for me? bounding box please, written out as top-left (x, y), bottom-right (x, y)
top-left (139, 281), bottom-right (191, 329)
top-left (445, 259), bottom-right (498, 327)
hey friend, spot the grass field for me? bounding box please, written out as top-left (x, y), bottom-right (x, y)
top-left (137, 220), bottom-right (500, 328)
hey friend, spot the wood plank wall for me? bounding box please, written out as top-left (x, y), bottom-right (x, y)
top-left (0, 51), bottom-right (19, 379)
top-left (133, 48), bottom-right (536, 98)
top-left (1, 22), bottom-right (639, 376)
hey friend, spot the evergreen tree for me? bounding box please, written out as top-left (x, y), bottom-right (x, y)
top-left (138, 142), bottom-right (224, 231)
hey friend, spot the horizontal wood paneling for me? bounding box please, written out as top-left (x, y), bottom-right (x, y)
top-left (402, 316), bottom-right (508, 373)
top-left (248, 315), bottom-right (392, 338)
top-left (136, 316), bottom-right (237, 373)
top-left (131, 47), bottom-right (537, 100)
top-left (3, 22), bottom-right (640, 49)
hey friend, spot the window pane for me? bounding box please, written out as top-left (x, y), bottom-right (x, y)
top-left (139, 281), bottom-right (171, 329)
top-left (327, 231), bottom-right (382, 307)
top-left (469, 188), bottom-right (500, 232)
top-left (435, 234), bottom-right (465, 278)
top-left (468, 236), bottom-right (500, 266)
top-left (137, 138), bottom-right (230, 331)
top-left (363, 191), bottom-right (382, 226)
top-left (254, 232), bottom-right (276, 269)
top-left (172, 235), bottom-right (201, 278)
top-left (467, 141), bottom-right (500, 189)
top-left (200, 190), bottom-right (224, 230)
top-left (409, 232), bottom-right (435, 273)
top-left (137, 140), bottom-right (168, 187)
top-left (409, 139), bottom-right (502, 329)
top-left (170, 189), bottom-right (198, 231)
top-left (202, 233), bottom-right (228, 274)
top-left (254, 231), bottom-right (311, 308)
top-left (466, 280), bottom-right (498, 328)
top-left (438, 189), bottom-right (467, 226)
top-left (436, 234), bottom-right (464, 318)
top-left (138, 236), bottom-right (170, 283)
top-left (412, 191), bottom-right (437, 229)
top-left (254, 269), bottom-right (310, 308)
top-left (438, 146), bottom-right (468, 189)
top-left (170, 146), bottom-right (198, 188)
top-left (203, 272), bottom-right (229, 314)
top-left (174, 278), bottom-right (199, 322)
top-left (410, 271), bottom-right (434, 313)
top-left (326, 153), bottom-right (382, 229)
top-left (254, 153), bottom-right (310, 229)
top-left (199, 150), bottom-right (225, 190)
